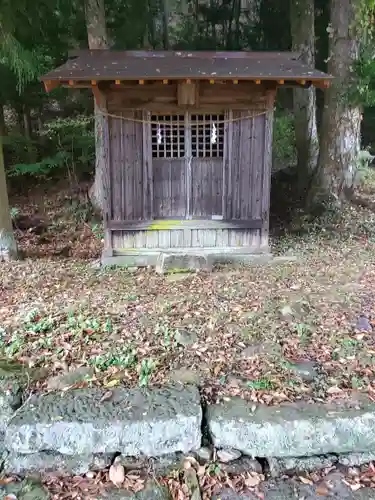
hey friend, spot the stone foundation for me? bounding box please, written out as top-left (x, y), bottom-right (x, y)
top-left (2, 383), bottom-right (375, 490)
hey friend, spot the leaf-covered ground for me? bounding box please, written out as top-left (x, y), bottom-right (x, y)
top-left (3, 183), bottom-right (375, 498)
top-left (2, 184), bottom-right (375, 406)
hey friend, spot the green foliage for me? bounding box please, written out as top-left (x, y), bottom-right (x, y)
top-left (91, 223), bottom-right (104, 240)
top-left (138, 358), bottom-right (156, 387)
top-left (351, 56), bottom-right (375, 107)
top-left (349, 1), bottom-right (375, 106)
top-left (10, 207), bottom-right (20, 219)
top-left (6, 115), bottom-right (94, 180)
top-left (247, 378), bottom-right (274, 390)
top-left (272, 112), bottom-right (297, 170)
top-left (66, 199), bottom-right (95, 224)
top-left (89, 346), bottom-right (137, 371)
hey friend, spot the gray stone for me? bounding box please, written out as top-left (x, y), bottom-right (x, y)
top-left (156, 253), bottom-right (212, 274)
top-left (185, 468), bottom-right (201, 500)
top-left (268, 455), bottom-right (335, 477)
top-left (195, 446), bottom-right (212, 462)
top-left (280, 305), bottom-right (294, 322)
top-left (4, 452), bottom-right (112, 475)
top-left (5, 386), bottom-right (202, 457)
top-left (289, 361), bottom-right (319, 382)
top-left (46, 366), bottom-right (93, 390)
top-left (355, 316), bottom-right (372, 332)
top-left (169, 368), bottom-right (200, 385)
top-left (338, 452), bottom-right (375, 466)
top-left (212, 489), bottom-right (257, 500)
top-left (217, 448), bottom-right (242, 463)
top-left (241, 342), bottom-right (281, 358)
top-left (119, 453), bottom-right (184, 475)
top-left (99, 481), bottom-right (171, 499)
top-left (207, 398), bottom-right (375, 458)
top-left (175, 329), bottom-right (198, 346)
top-left (127, 267), bottom-right (138, 273)
top-left (0, 360), bottom-right (33, 434)
top-left (220, 457), bottom-right (262, 475)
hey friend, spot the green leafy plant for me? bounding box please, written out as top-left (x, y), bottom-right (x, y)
top-left (207, 463), bottom-right (221, 476)
top-left (295, 323), bottom-right (313, 346)
top-left (157, 323), bottom-right (176, 348)
top-left (4, 332), bottom-right (26, 357)
top-left (10, 207), bottom-right (20, 220)
top-left (23, 310), bottom-right (55, 334)
top-left (247, 378), bottom-right (274, 390)
top-left (90, 346), bottom-right (137, 371)
top-left (91, 223), bottom-right (104, 240)
top-left (138, 358), bottom-right (156, 387)
top-left (6, 116), bottom-right (94, 182)
top-left (272, 112), bottom-right (297, 170)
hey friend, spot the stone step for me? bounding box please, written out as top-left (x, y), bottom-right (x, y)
top-left (5, 386), bottom-right (202, 458)
top-left (207, 397), bottom-right (375, 458)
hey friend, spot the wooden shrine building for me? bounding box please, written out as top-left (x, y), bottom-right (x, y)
top-left (42, 50), bottom-right (331, 267)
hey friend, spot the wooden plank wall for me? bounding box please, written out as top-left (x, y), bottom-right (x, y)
top-left (109, 110), bottom-right (152, 221)
top-left (191, 158), bottom-right (223, 217)
top-left (226, 111), bottom-right (266, 221)
top-left (106, 82), bottom-right (275, 113)
top-left (153, 159), bottom-right (186, 217)
top-left (112, 228), bottom-right (265, 252)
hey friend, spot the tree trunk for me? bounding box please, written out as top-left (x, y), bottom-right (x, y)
top-left (318, 0), bottom-right (361, 200)
top-left (85, 0), bottom-right (109, 211)
top-left (0, 136), bottom-right (17, 261)
top-left (162, 0), bottom-right (170, 49)
top-left (290, 0), bottom-right (319, 191)
top-left (0, 105), bottom-right (6, 138)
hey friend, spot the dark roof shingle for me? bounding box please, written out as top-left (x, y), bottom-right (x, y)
top-left (41, 50), bottom-right (331, 82)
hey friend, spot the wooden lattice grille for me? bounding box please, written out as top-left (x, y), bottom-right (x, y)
top-left (191, 114), bottom-right (225, 158)
top-left (151, 113), bottom-right (225, 159)
top-left (151, 115), bottom-right (185, 158)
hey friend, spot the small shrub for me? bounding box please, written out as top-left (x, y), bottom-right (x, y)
top-left (6, 115), bottom-right (94, 182)
top-left (272, 111), bottom-right (296, 171)
top-left (138, 358), bottom-right (156, 387)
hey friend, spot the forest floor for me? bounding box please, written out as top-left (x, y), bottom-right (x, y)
top-left (1, 180), bottom-right (375, 408)
top-left (2, 180), bottom-right (375, 498)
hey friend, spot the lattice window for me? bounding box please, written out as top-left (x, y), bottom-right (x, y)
top-left (151, 114), bottom-right (185, 158)
top-left (191, 114), bottom-right (224, 158)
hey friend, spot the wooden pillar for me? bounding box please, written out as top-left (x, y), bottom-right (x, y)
top-left (93, 87), bottom-right (113, 258)
top-left (142, 110), bottom-right (153, 220)
top-left (261, 99), bottom-right (275, 250)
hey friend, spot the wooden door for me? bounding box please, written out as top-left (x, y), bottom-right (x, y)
top-left (190, 113), bottom-right (224, 218)
top-left (152, 114), bottom-right (187, 218)
top-left (151, 112), bottom-right (225, 219)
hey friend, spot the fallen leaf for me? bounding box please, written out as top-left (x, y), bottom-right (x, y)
top-left (245, 472), bottom-right (261, 487)
top-left (104, 379), bottom-right (120, 388)
top-left (0, 478), bottom-right (14, 485)
top-left (327, 386), bottom-right (343, 394)
top-left (299, 476), bottom-right (313, 485)
top-left (316, 485), bottom-right (330, 496)
top-left (109, 461), bottom-right (125, 487)
top-left (99, 390), bottom-right (113, 402)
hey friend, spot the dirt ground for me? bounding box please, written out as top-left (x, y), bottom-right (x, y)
top-left (1, 184), bottom-right (375, 407)
top-left (2, 183), bottom-right (375, 498)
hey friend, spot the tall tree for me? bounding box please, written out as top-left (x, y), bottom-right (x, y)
top-left (290, 0), bottom-right (319, 189)
top-left (85, 0), bottom-right (109, 210)
top-left (318, 0), bottom-right (362, 200)
top-left (0, 0), bottom-right (44, 260)
top-left (0, 138), bottom-right (17, 260)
